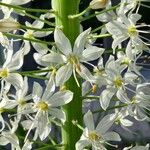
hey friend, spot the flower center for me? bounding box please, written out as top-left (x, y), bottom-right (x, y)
top-left (114, 77), bottom-right (123, 88)
top-left (17, 99), bottom-right (26, 106)
top-left (0, 107), bottom-right (5, 113)
top-left (36, 101), bottom-right (49, 111)
top-left (121, 57), bottom-right (130, 65)
top-left (88, 131), bottom-right (100, 141)
top-left (24, 30), bottom-right (34, 39)
top-left (128, 26), bottom-right (137, 37)
top-left (0, 68), bottom-right (9, 78)
top-left (67, 54), bottom-right (79, 65)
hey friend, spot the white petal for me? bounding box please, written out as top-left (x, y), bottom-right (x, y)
top-left (49, 90), bottom-right (73, 107)
top-left (56, 64), bottom-right (72, 86)
top-left (42, 52), bottom-right (67, 64)
top-left (7, 50), bottom-right (24, 71)
top-left (49, 108), bottom-right (66, 123)
top-left (76, 139), bottom-right (90, 150)
top-left (39, 123), bottom-right (51, 141)
top-left (11, 0), bottom-right (31, 5)
top-left (32, 15), bottom-right (45, 28)
top-left (112, 35), bottom-right (128, 51)
top-left (0, 137), bottom-right (9, 145)
top-left (32, 82), bottom-right (43, 102)
top-left (120, 119), bottom-right (133, 127)
top-left (96, 114), bottom-right (116, 135)
top-left (54, 28), bottom-right (72, 56)
top-left (33, 31), bottom-right (52, 38)
top-left (73, 28), bottom-right (91, 55)
top-left (6, 73), bottom-right (23, 89)
top-left (84, 110), bottom-right (95, 131)
top-left (81, 45), bottom-right (104, 62)
top-left (32, 42), bottom-right (49, 54)
top-left (99, 87), bottom-right (116, 110)
top-left (103, 131), bottom-right (121, 141)
top-left (78, 64), bottom-right (95, 82)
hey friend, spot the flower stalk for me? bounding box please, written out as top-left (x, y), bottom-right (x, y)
top-left (52, 0), bottom-right (82, 149)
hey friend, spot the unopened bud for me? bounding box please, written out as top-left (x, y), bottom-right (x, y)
top-left (90, 0), bottom-right (109, 9)
top-left (0, 18), bottom-right (20, 32)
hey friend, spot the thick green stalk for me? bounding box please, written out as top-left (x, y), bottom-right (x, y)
top-left (52, 0), bottom-right (82, 150)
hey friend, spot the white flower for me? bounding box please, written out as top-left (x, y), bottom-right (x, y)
top-left (99, 56), bottom-right (138, 110)
top-left (8, 77), bottom-right (32, 121)
top-left (23, 15), bottom-right (52, 54)
top-left (0, 46), bottom-right (24, 92)
top-left (76, 111), bottom-right (120, 150)
top-left (24, 81), bottom-right (73, 141)
top-left (105, 13), bottom-right (149, 53)
top-left (117, 83), bottom-right (150, 121)
top-left (42, 28), bottom-right (104, 86)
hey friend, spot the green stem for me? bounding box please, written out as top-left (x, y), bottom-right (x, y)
top-left (3, 33), bottom-right (54, 46)
top-left (20, 24), bottom-right (54, 32)
top-left (90, 33), bottom-right (112, 39)
top-left (15, 69), bottom-right (52, 74)
top-left (93, 104), bottom-right (128, 114)
top-left (68, 7), bottom-right (90, 19)
top-left (0, 2), bottom-right (54, 13)
top-left (52, 0), bottom-right (82, 149)
top-left (81, 4), bottom-right (120, 22)
top-left (14, 9), bottom-right (55, 27)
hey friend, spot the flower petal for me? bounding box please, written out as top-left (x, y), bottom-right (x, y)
top-left (56, 64), bottom-right (72, 86)
top-left (81, 45), bottom-right (104, 62)
top-left (99, 87), bottom-right (116, 110)
top-left (42, 52), bottom-right (67, 64)
top-left (49, 90), bottom-right (73, 107)
top-left (73, 28), bottom-right (91, 55)
top-left (76, 139), bottom-right (90, 150)
top-left (103, 131), bottom-right (121, 141)
top-left (54, 28), bottom-right (72, 55)
top-left (84, 110), bottom-right (95, 131)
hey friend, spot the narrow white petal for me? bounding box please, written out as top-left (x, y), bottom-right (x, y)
top-left (49, 108), bottom-right (66, 123)
top-left (6, 73), bottom-right (23, 89)
top-left (103, 131), bottom-right (121, 141)
top-left (49, 90), bottom-right (73, 107)
top-left (81, 45), bottom-right (104, 62)
top-left (42, 52), bottom-right (67, 64)
top-left (32, 82), bottom-right (43, 102)
top-left (84, 110), bottom-right (95, 131)
top-left (33, 31), bottom-right (52, 38)
top-left (11, 0), bottom-right (31, 5)
top-left (73, 28), bottom-right (91, 55)
top-left (96, 114), bottom-right (116, 135)
top-left (99, 87), bottom-right (116, 110)
top-left (76, 139), bottom-right (90, 150)
top-left (54, 28), bottom-right (72, 55)
top-left (56, 64), bottom-right (72, 86)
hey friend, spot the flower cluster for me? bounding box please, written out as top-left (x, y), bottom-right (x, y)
top-left (0, 0), bottom-right (149, 149)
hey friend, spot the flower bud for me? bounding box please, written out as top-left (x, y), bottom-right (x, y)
top-left (90, 0), bottom-right (109, 9)
top-left (0, 18), bottom-right (20, 32)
